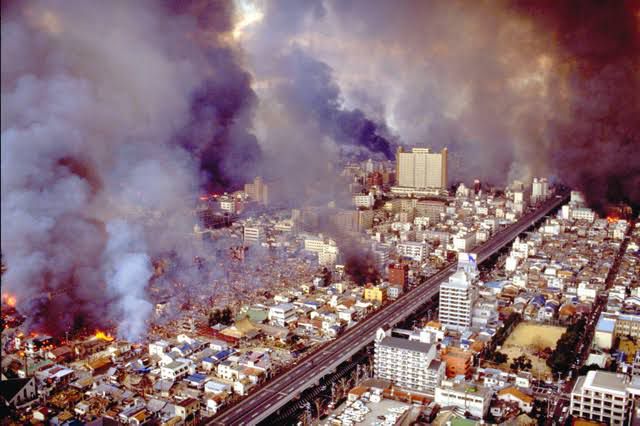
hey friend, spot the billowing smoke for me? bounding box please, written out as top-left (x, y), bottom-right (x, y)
top-left (275, 48), bottom-right (395, 160)
top-left (343, 248), bottom-right (380, 286)
top-left (170, 0), bottom-right (263, 192)
top-left (1, 0), bottom-right (258, 340)
top-left (510, 0), bottom-right (640, 212)
top-left (103, 221), bottom-right (153, 341)
top-left (240, 0), bottom-right (639, 210)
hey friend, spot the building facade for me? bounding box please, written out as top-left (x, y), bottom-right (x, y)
top-left (570, 370), bottom-right (640, 425)
top-left (374, 331), bottom-right (444, 396)
top-left (439, 271), bottom-right (477, 331)
top-left (396, 147), bottom-right (448, 190)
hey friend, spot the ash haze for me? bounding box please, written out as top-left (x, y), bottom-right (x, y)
top-left (2, 0), bottom-right (638, 340)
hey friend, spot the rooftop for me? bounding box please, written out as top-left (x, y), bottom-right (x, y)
top-left (577, 370), bottom-right (629, 395)
top-left (595, 316), bottom-right (615, 333)
top-left (377, 336), bottom-right (433, 354)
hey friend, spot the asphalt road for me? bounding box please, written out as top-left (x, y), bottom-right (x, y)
top-left (210, 192), bottom-right (570, 426)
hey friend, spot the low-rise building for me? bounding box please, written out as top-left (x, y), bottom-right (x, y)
top-left (363, 284), bottom-right (387, 304)
top-left (435, 380), bottom-right (493, 419)
top-left (160, 361), bottom-right (189, 381)
top-left (268, 303), bottom-right (297, 327)
top-left (570, 370), bottom-right (640, 425)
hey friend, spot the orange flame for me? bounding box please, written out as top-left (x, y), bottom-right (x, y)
top-left (607, 216), bottom-right (619, 224)
top-left (95, 330), bottom-right (114, 341)
top-left (2, 293), bottom-right (17, 307)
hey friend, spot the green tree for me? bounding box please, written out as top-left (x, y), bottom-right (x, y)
top-left (510, 355), bottom-right (533, 371)
top-left (221, 306), bottom-right (234, 325)
top-left (492, 351), bottom-right (508, 364)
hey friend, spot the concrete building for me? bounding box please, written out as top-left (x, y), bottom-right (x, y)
top-left (244, 176), bottom-right (269, 205)
top-left (395, 147), bottom-right (448, 190)
top-left (374, 330), bottom-right (444, 396)
top-left (452, 232), bottom-right (477, 252)
top-left (363, 285), bottom-right (387, 304)
top-left (435, 380), bottom-right (493, 419)
top-left (353, 193), bottom-right (375, 208)
top-left (219, 197), bottom-right (240, 214)
top-left (571, 207), bottom-right (596, 222)
top-left (160, 361), bottom-right (189, 380)
top-left (388, 263), bottom-right (409, 288)
top-left (415, 200), bottom-right (446, 222)
top-left (318, 243), bottom-right (339, 266)
top-left (594, 313), bottom-right (640, 350)
top-left (531, 177), bottom-right (549, 202)
top-left (243, 225), bottom-right (264, 245)
top-left (268, 303), bottom-right (297, 327)
top-left (439, 271), bottom-right (477, 331)
top-left (397, 242), bottom-right (427, 262)
top-left (570, 370), bottom-right (640, 425)
top-left (304, 236), bottom-right (339, 266)
top-left (441, 347), bottom-right (473, 379)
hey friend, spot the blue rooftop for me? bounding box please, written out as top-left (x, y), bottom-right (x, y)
top-left (185, 373), bottom-right (207, 383)
top-left (596, 317), bottom-right (616, 333)
top-left (214, 349), bottom-right (234, 360)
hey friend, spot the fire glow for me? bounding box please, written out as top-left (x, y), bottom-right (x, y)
top-left (95, 330), bottom-right (114, 341)
top-left (2, 293), bottom-right (17, 307)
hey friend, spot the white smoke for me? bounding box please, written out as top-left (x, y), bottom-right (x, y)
top-left (0, 0), bottom-right (227, 339)
top-left (103, 221), bottom-right (153, 341)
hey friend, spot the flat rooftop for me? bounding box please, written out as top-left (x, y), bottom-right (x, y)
top-left (377, 336), bottom-right (433, 354)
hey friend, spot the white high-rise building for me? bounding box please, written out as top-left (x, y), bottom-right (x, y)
top-left (439, 271), bottom-right (477, 331)
top-left (373, 329), bottom-right (444, 396)
top-left (570, 370), bottom-right (640, 425)
top-left (243, 226), bottom-right (264, 245)
top-left (531, 177), bottom-right (549, 202)
top-left (396, 147), bottom-right (448, 190)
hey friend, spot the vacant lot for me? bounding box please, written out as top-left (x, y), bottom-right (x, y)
top-left (500, 322), bottom-right (566, 379)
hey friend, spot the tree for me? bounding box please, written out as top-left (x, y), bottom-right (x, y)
top-left (221, 306), bottom-right (234, 325)
top-left (510, 355), bottom-right (533, 372)
top-left (208, 309), bottom-right (221, 326)
top-left (492, 351), bottom-right (509, 364)
top-left (547, 317), bottom-right (586, 376)
top-left (208, 306), bottom-right (235, 326)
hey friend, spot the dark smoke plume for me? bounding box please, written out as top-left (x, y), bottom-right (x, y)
top-left (169, 0), bottom-right (262, 192)
top-left (278, 48), bottom-right (395, 160)
top-left (510, 0), bottom-right (640, 212)
top-left (241, 0), bottom-right (638, 211)
top-left (1, 0), bottom-right (259, 340)
top-left (343, 249), bottom-right (380, 286)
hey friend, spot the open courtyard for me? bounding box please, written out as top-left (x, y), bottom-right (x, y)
top-left (500, 322), bottom-right (566, 379)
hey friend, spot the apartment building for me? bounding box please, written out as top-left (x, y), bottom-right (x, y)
top-left (439, 271), bottom-right (477, 331)
top-left (374, 330), bottom-right (444, 396)
top-left (397, 242), bottom-right (427, 262)
top-left (363, 285), bottom-right (387, 304)
top-left (243, 226), bottom-right (264, 245)
top-left (570, 370), bottom-right (640, 425)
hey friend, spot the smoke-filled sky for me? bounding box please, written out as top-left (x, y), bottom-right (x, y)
top-left (2, 0), bottom-right (638, 339)
top-left (240, 0), bottom-right (639, 208)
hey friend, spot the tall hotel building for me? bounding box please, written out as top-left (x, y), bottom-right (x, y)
top-left (392, 147), bottom-right (448, 196)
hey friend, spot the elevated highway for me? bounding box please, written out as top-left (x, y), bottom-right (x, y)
top-left (211, 192), bottom-right (569, 425)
